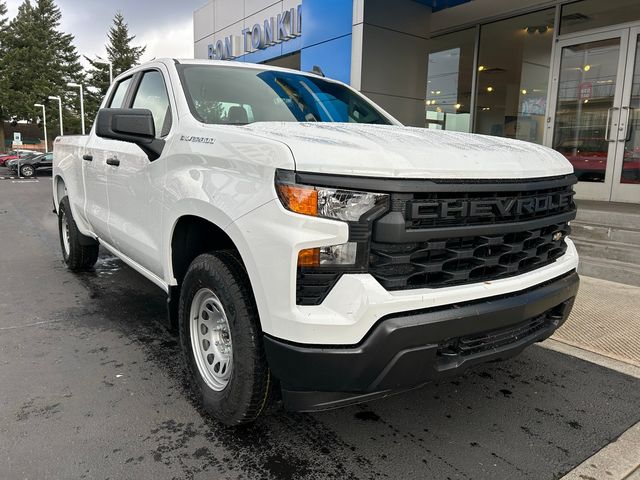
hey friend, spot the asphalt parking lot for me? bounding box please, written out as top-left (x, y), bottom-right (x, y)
top-left (1, 172), bottom-right (639, 480)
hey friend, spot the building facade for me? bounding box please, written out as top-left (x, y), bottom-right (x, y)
top-left (194, 0), bottom-right (640, 205)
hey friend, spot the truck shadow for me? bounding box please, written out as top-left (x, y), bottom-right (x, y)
top-left (71, 253), bottom-right (640, 480)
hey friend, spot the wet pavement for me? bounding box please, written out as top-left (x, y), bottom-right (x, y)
top-left (1, 174), bottom-right (639, 480)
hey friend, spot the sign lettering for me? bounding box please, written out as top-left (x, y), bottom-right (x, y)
top-left (209, 4), bottom-right (302, 60)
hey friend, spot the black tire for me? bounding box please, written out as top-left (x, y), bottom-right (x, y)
top-left (19, 164), bottom-right (35, 178)
top-left (179, 251), bottom-right (276, 425)
top-left (58, 196), bottom-right (99, 270)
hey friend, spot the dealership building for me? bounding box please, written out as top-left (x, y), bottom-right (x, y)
top-left (193, 0), bottom-right (640, 284)
top-left (194, 0), bottom-right (640, 206)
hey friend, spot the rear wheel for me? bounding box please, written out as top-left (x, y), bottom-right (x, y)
top-left (58, 196), bottom-right (99, 270)
top-left (179, 251), bottom-right (275, 425)
top-left (19, 165), bottom-right (35, 178)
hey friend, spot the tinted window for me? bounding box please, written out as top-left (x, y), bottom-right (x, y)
top-left (178, 65), bottom-right (391, 125)
top-left (109, 77), bottom-right (132, 108)
top-left (132, 70), bottom-right (171, 137)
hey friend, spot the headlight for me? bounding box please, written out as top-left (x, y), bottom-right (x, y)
top-left (275, 172), bottom-right (388, 222)
top-left (275, 170), bottom-right (389, 268)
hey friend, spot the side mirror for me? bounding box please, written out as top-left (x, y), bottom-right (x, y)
top-left (95, 108), bottom-right (164, 161)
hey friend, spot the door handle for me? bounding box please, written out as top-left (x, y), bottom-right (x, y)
top-left (621, 106), bottom-right (635, 142)
top-left (605, 107), bottom-right (620, 142)
top-left (106, 157), bottom-right (120, 167)
top-left (82, 154), bottom-right (93, 161)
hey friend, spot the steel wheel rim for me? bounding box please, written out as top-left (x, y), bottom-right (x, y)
top-left (61, 211), bottom-right (70, 257)
top-left (190, 288), bottom-right (233, 391)
top-left (22, 166), bottom-right (34, 176)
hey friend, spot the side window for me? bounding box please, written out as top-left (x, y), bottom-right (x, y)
top-left (132, 70), bottom-right (171, 138)
top-left (108, 77), bottom-right (132, 108)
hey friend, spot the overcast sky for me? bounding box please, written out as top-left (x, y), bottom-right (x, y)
top-left (5, 0), bottom-right (207, 63)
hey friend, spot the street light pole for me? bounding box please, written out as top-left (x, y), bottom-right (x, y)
top-left (94, 59), bottom-right (113, 84)
top-left (33, 103), bottom-right (48, 151)
top-left (67, 82), bottom-right (85, 135)
top-left (48, 96), bottom-right (63, 137)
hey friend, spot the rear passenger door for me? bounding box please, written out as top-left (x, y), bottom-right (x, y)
top-left (84, 76), bottom-right (132, 243)
top-left (106, 67), bottom-right (174, 279)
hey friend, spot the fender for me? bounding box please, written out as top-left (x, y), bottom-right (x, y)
top-left (163, 198), bottom-right (240, 285)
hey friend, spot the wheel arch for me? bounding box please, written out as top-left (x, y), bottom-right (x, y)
top-left (53, 175), bottom-right (67, 214)
top-left (169, 214), bottom-right (242, 286)
top-left (166, 212), bottom-right (267, 331)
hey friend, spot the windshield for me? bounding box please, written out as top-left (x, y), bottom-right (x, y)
top-left (177, 65), bottom-right (392, 125)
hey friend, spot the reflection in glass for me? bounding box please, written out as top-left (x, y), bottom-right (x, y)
top-left (560, 0), bottom-right (640, 36)
top-left (552, 38), bottom-right (620, 183)
top-left (425, 28), bottom-right (475, 133)
top-left (474, 9), bottom-right (555, 145)
top-left (622, 36), bottom-right (640, 185)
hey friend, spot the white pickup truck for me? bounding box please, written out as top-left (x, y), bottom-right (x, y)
top-left (53, 59), bottom-right (579, 425)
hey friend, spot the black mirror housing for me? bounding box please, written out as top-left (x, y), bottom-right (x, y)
top-left (95, 108), bottom-right (165, 161)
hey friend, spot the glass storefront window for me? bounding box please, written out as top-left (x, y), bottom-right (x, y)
top-left (474, 9), bottom-right (555, 145)
top-left (560, 0), bottom-right (640, 36)
top-left (425, 28), bottom-right (475, 133)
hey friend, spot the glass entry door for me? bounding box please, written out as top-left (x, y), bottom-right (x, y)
top-left (549, 27), bottom-right (640, 203)
top-left (614, 27), bottom-right (640, 202)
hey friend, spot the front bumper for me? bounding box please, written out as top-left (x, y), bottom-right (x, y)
top-left (264, 270), bottom-right (579, 412)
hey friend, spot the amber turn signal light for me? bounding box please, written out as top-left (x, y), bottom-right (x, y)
top-left (298, 248), bottom-right (320, 267)
top-left (276, 184), bottom-right (318, 216)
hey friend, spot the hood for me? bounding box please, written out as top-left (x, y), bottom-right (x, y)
top-left (240, 122), bottom-right (573, 179)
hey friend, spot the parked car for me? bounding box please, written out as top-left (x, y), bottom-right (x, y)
top-left (53, 59), bottom-right (580, 426)
top-left (0, 149), bottom-right (43, 166)
top-left (6, 152), bottom-right (52, 177)
top-left (0, 151), bottom-right (19, 166)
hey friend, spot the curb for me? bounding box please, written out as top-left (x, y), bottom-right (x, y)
top-left (540, 338), bottom-right (640, 379)
top-left (560, 422), bottom-right (640, 480)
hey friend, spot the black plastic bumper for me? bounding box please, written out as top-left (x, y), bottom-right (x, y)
top-left (263, 271), bottom-right (579, 412)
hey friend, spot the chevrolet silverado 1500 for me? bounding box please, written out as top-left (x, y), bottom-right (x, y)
top-left (53, 59), bottom-right (579, 425)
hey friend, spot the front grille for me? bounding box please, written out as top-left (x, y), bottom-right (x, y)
top-left (369, 177), bottom-right (576, 291)
top-left (370, 222), bottom-right (570, 289)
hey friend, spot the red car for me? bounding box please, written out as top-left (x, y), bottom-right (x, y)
top-left (558, 140), bottom-right (640, 184)
top-left (0, 149), bottom-right (42, 167)
top-left (0, 152), bottom-right (19, 167)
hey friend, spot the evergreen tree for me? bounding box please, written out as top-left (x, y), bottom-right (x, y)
top-left (107, 11), bottom-right (146, 75)
top-left (84, 12), bottom-right (146, 126)
top-left (1, 0), bottom-right (85, 143)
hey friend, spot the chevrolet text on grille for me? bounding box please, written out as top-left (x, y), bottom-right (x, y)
top-left (409, 191), bottom-right (575, 220)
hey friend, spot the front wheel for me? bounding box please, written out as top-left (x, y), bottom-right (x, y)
top-left (179, 251), bottom-right (276, 425)
top-left (58, 196), bottom-right (99, 270)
